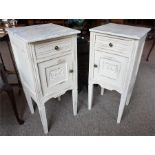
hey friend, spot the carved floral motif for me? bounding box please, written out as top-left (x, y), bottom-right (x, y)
top-left (49, 67), bottom-right (65, 80)
top-left (103, 62), bottom-right (119, 74)
top-left (99, 58), bottom-right (120, 79)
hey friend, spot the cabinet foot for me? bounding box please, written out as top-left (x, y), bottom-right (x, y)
top-left (58, 96), bottom-right (61, 101)
top-left (101, 87), bottom-right (104, 96)
top-left (88, 84), bottom-right (94, 110)
top-left (117, 94), bottom-right (127, 123)
top-left (72, 89), bottom-right (78, 116)
top-left (38, 105), bottom-right (48, 134)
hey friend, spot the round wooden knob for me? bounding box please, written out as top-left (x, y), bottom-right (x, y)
top-left (55, 46), bottom-right (59, 50)
top-left (94, 64), bottom-right (98, 68)
top-left (109, 43), bottom-right (113, 47)
top-left (69, 69), bottom-right (74, 73)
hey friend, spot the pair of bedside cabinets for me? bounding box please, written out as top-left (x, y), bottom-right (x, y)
top-left (7, 23), bottom-right (150, 134)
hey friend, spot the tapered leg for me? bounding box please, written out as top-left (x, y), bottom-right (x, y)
top-left (101, 87), bottom-right (104, 96)
top-left (72, 89), bottom-right (78, 116)
top-left (88, 84), bottom-right (94, 110)
top-left (23, 88), bottom-right (34, 114)
top-left (125, 91), bottom-right (132, 106)
top-left (126, 85), bottom-right (135, 106)
top-left (38, 105), bottom-right (48, 134)
top-left (58, 96), bottom-right (61, 101)
top-left (6, 87), bottom-right (24, 125)
top-left (117, 93), bottom-right (127, 123)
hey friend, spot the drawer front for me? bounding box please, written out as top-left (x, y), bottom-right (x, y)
top-left (95, 35), bottom-right (133, 57)
top-left (34, 37), bottom-right (72, 59)
top-left (93, 51), bottom-right (128, 92)
top-left (38, 54), bottom-right (73, 96)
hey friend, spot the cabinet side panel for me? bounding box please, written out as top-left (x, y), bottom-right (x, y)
top-left (72, 35), bottom-right (78, 90)
top-left (89, 32), bottom-right (96, 84)
top-left (127, 36), bottom-right (146, 93)
top-left (9, 33), bottom-right (35, 93)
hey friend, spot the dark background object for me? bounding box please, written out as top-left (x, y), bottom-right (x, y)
top-left (0, 63), bottom-right (24, 124)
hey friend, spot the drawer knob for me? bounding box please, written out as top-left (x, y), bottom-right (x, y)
top-left (94, 64), bottom-right (98, 68)
top-left (69, 69), bottom-right (74, 73)
top-left (109, 43), bottom-right (113, 47)
top-left (55, 46), bottom-right (59, 50)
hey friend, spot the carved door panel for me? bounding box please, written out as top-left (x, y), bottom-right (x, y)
top-left (94, 51), bottom-right (128, 92)
top-left (38, 54), bottom-right (73, 96)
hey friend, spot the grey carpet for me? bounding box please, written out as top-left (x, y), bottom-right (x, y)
top-left (0, 39), bottom-right (155, 136)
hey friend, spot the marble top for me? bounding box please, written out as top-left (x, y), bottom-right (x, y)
top-left (90, 23), bottom-right (151, 39)
top-left (6, 23), bottom-right (80, 43)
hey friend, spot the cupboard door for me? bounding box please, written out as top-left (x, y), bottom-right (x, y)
top-left (94, 51), bottom-right (128, 92)
top-left (38, 54), bottom-right (73, 96)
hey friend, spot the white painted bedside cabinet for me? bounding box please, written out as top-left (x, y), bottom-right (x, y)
top-left (88, 23), bottom-right (150, 123)
top-left (7, 24), bottom-right (80, 134)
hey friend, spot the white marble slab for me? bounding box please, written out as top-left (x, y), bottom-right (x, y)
top-left (7, 23), bottom-right (80, 43)
top-left (90, 23), bottom-right (151, 39)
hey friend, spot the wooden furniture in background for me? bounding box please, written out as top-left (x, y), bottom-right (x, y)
top-left (88, 23), bottom-right (150, 123)
top-left (0, 63), bottom-right (24, 124)
top-left (111, 19), bottom-right (126, 24)
top-left (146, 20), bottom-right (155, 61)
top-left (26, 19), bottom-right (66, 26)
top-left (7, 23), bottom-right (80, 134)
top-left (0, 24), bottom-right (21, 88)
top-left (146, 35), bottom-right (155, 61)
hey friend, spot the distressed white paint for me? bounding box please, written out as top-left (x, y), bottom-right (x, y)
top-left (7, 23), bottom-right (80, 43)
top-left (88, 23), bottom-right (150, 123)
top-left (90, 23), bottom-right (150, 39)
top-left (7, 24), bottom-right (80, 134)
top-left (100, 87), bottom-right (104, 96)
